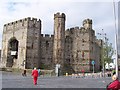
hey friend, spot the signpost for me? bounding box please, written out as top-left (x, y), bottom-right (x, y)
top-left (55, 64), bottom-right (60, 77)
top-left (91, 60), bottom-right (95, 73)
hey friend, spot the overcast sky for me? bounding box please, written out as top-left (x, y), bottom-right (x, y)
top-left (0, 0), bottom-right (119, 51)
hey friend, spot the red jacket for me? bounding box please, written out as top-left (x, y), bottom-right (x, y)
top-left (32, 70), bottom-right (38, 77)
top-left (107, 80), bottom-right (120, 90)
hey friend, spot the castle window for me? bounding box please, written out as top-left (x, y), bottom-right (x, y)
top-left (33, 24), bottom-right (36, 28)
top-left (46, 41), bottom-right (49, 47)
top-left (31, 43), bottom-right (33, 49)
top-left (22, 22), bottom-right (24, 26)
top-left (82, 39), bottom-right (85, 42)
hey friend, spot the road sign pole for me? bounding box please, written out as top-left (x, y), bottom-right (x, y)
top-left (93, 64), bottom-right (94, 73)
top-left (91, 60), bottom-right (95, 73)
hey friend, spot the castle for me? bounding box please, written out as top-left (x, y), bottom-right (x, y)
top-left (1, 12), bottom-right (102, 73)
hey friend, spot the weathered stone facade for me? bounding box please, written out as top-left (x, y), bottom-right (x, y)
top-left (1, 12), bottom-right (102, 73)
top-left (1, 18), bottom-right (41, 69)
top-left (64, 19), bottom-right (101, 72)
top-left (53, 13), bottom-right (66, 72)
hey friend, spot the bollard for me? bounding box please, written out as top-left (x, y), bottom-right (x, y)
top-left (66, 73), bottom-right (68, 76)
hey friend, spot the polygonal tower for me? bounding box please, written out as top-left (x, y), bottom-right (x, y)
top-left (1, 17), bottom-right (41, 69)
top-left (83, 19), bottom-right (92, 30)
top-left (53, 12), bottom-right (66, 72)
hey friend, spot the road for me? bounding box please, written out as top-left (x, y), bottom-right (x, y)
top-left (1, 71), bottom-right (113, 89)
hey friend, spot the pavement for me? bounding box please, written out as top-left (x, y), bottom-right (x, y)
top-left (1, 71), bottom-right (113, 89)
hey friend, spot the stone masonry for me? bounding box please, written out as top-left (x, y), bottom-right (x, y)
top-left (1, 12), bottom-right (102, 73)
top-left (1, 18), bottom-right (41, 69)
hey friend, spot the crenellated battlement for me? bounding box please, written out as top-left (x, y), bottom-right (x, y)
top-left (65, 25), bottom-right (92, 37)
top-left (82, 18), bottom-right (92, 30)
top-left (41, 34), bottom-right (54, 38)
top-left (1, 12), bottom-right (101, 72)
top-left (80, 27), bottom-right (85, 30)
top-left (54, 12), bottom-right (66, 20)
top-left (4, 17), bottom-right (41, 27)
top-left (83, 18), bottom-right (92, 25)
top-left (28, 17), bottom-right (41, 22)
top-left (3, 17), bottom-right (41, 32)
top-left (66, 27), bottom-right (79, 32)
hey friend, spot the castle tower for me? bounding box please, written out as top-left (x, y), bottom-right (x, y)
top-left (53, 12), bottom-right (66, 72)
top-left (1, 17), bottom-right (41, 69)
top-left (83, 19), bottom-right (92, 30)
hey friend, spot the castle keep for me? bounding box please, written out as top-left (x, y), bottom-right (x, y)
top-left (1, 12), bottom-right (102, 73)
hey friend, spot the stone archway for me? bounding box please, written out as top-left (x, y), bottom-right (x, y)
top-left (6, 37), bottom-right (19, 67)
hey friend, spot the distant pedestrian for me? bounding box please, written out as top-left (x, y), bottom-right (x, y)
top-left (22, 69), bottom-right (27, 76)
top-left (38, 69), bottom-right (41, 76)
top-left (107, 75), bottom-right (120, 90)
top-left (32, 67), bottom-right (38, 85)
top-left (81, 69), bottom-right (85, 77)
top-left (112, 70), bottom-right (116, 75)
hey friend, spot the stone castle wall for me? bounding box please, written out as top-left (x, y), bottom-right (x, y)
top-left (25, 17), bottom-right (41, 69)
top-left (40, 34), bottom-right (54, 69)
top-left (1, 18), bottom-right (29, 69)
top-left (64, 19), bottom-right (101, 72)
top-left (1, 12), bottom-right (101, 73)
top-left (1, 17), bottom-right (41, 69)
top-left (53, 12), bottom-right (66, 72)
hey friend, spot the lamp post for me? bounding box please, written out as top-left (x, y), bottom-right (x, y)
top-left (115, 29), bottom-right (119, 77)
top-left (98, 29), bottom-right (106, 77)
top-left (113, 1), bottom-right (119, 78)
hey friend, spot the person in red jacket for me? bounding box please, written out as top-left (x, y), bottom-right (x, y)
top-left (32, 67), bottom-right (38, 85)
top-left (107, 75), bottom-right (120, 90)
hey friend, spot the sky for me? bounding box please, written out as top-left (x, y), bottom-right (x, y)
top-left (118, 1), bottom-right (120, 55)
top-left (0, 0), bottom-right (119, 52)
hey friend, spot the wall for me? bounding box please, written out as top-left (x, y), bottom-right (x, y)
top-left (53, 12), bottom-right (66, 73)
top-left (26, 17), bottom-right (41, 68)
top-left (40, 34), bottom-right (54, 69)
top-left (1, 14), bottom-right (102, 73)
top-left (1, 18), bottom-right (29, 69)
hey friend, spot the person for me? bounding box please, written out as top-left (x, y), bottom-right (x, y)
top-left (32, 67), bottom-right (38, 85)
top-left (112, 70), bottom-right (116, 75)
top-left (81, 69), bottom-right (85, 77)
top-left (107, 75), bottom-right (120, 90)
top-left (22, 69), bottom-right (27, 76)
top-left (38, 69), bottom-right (41, 76)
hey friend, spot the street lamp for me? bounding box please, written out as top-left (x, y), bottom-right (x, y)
top-left (98, 29), bottom-right (106, 77)
top-left (113, 1), bottom-right (119, 78)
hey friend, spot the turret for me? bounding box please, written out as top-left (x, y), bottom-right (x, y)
top-left (83, 19), bottom-right (92, 30)
top-left (53, 12), bottom-right (66, 74)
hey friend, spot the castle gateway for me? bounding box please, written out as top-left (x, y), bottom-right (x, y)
top-left (1, 12), bottom-right (102, 73)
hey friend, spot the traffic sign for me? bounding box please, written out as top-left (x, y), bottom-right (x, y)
top-left (91, 60), bottom-right (95, 73)
top-left (91, 60), bottom-right (95, 65)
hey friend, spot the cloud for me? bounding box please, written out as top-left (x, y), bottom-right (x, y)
top-left (0, 0), bottom-right (118, 50)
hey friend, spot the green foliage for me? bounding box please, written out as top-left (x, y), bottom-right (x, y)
top-left (103, 39), bottom-right (114, 64)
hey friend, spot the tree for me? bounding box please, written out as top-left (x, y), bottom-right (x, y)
top-left (103, 38), bottom-right (114, 64)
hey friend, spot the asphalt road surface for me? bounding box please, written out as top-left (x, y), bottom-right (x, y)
top-left (1, 71), bottom-right (113, 90)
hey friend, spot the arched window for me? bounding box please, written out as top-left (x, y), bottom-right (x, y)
top-left (8, 37), bottom-right (19, 59)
